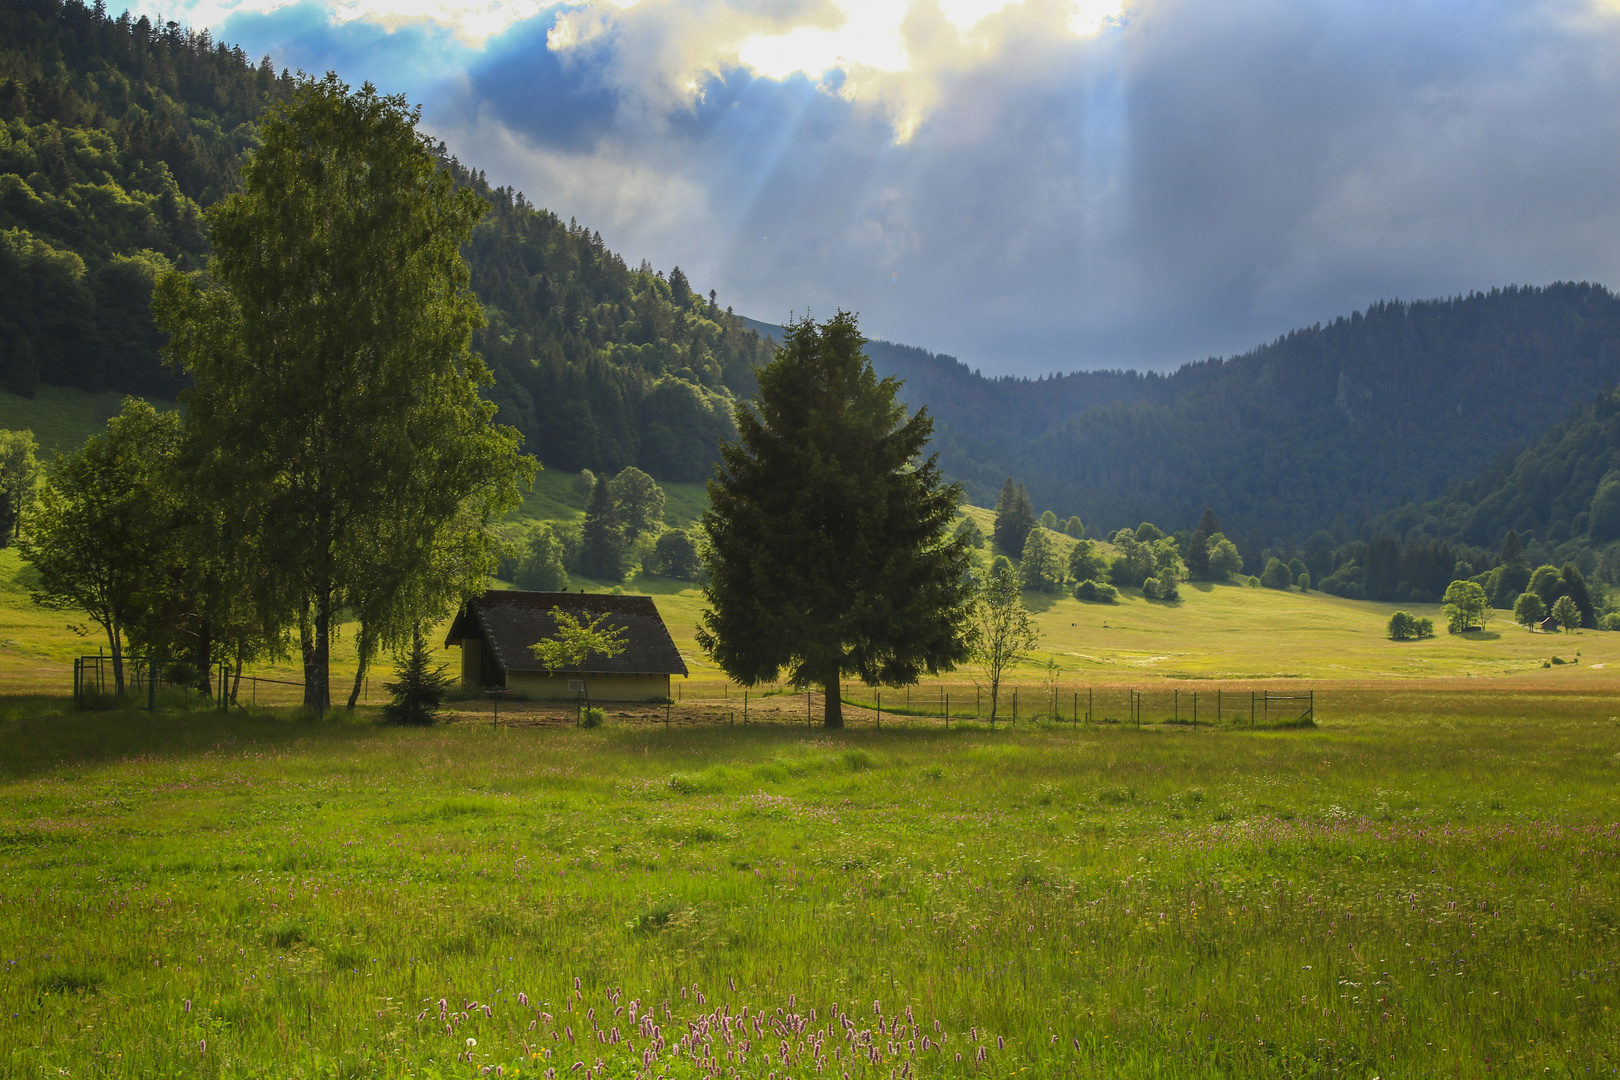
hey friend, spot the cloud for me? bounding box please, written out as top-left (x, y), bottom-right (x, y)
top-left (145, 0), bottom-right (1620, 374)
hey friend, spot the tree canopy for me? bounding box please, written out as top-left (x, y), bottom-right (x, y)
top-left (154, 74), bottom-right (531, 709)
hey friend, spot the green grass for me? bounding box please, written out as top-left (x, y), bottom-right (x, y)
top-left (0, 385), bottom-right (177, 457)
top-left (1, 692), bottom-right (1617, 1077)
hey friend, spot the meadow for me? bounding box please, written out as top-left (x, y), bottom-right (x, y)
top-left (2, 690), bottom-right (1618, 1078)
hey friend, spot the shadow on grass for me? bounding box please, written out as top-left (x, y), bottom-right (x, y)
top-left (0, 698), bottom-right (379, 782)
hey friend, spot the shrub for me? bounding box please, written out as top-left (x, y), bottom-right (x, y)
top-left (1260, 557), bottom-right (1293, 589)
top-left (580, 706), bottom-right (606, 728)
top-left (1073, 579), bottom-right (1117, 603)
top-left (1388, 610), bottom-right (1435, 640)
top-left (1600, 612), bottom-right (1620, 631)
top-left (1296, 571), bottom-right (1310, 590)
top-left (1247, 575), bottom-right (1261, 588)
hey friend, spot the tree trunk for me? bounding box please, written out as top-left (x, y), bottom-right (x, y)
top-left (107, 620), bottom-right (124, 697)
top-left (194, 618), bottom-right (214, 698)
top-left (346, 623), bottom-right (373, 710)
top-left (822, 677), bottom-right (843, 728)
top-left (301, 591), bottom-right (332, 711)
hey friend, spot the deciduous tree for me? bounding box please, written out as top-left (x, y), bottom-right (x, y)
top-left (697, 312), bottom-right (973, 726)
top-left (1513, 591), bottom-right (1546, 628)
top-left (155, 75), bottom-right (531, 708)
top-left (1442, 579), bottom-right (1490, 632)
top-left (967, 557), bottom-right (1039, 722)
top-left (1551, 594), bottom-right (1581, 633)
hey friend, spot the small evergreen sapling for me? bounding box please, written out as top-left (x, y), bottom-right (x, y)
top-left (382, 628), bottom-right (452, 725)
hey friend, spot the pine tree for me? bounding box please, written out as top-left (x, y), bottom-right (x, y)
top-left (697, 312), bottom-right (974, 727)
top-left (1197, 508), bottom-right (1222, 536)
top-left (992, 478), bottom-right (1036, 556)
top-left (1560, 564), bottom-right (1595, 628)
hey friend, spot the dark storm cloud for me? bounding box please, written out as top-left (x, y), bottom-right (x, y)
top-left (214, 0), bottom-right (1620, 374)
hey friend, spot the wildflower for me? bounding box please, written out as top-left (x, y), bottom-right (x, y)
top-left (467, 1038), bottom-right (478, 1048)
top-left (182, 999), bottom-right (191, 1013)
top-left (997, 1036), bottom-right (1005, 1051)
top-left (519, 993), bottom-right (530, 1007)
top-left (199, 1041), bottom-right (206, 1055)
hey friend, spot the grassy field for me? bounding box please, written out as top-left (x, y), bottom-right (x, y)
top-left (0, 386), bottom-right (176, 458)
top-left (1, 690), bottom-right (1617, 1078)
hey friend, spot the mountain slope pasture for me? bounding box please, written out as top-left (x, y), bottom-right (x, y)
top-left (1, 700), bottom-right (1617, 1076)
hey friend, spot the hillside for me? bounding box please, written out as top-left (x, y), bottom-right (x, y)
top-left (1359, 383), bottom-right (1620, 583)
top-left (0, 0), bottom-right (772, 485)
top-left (754, 285), bottom-right (1620, 552)
top-left (14, 1), bottom-right (1620, 549)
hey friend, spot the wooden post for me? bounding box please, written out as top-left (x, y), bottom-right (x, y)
top-left (1175, 689), bottom-right (1179, 724)
top-left (744, 689), bottom-right (748, 725)
top-left (877, 690), bottom-right (881, 730)
top-left (1013, 687), bottom-right (1018, 725)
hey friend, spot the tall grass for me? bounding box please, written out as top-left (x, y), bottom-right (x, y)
top-left (1, 691), bottom-right (1617, 1077)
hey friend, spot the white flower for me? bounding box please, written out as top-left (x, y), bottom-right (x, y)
top-left (466, 1037), bottom-right (478, 1047)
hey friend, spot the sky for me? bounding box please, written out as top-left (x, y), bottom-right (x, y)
top-left (133, 0), bottom-right (1620, 375)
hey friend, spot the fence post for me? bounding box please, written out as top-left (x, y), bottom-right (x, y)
top-left (1073, 691), bottom-right (1078, 727)
top-left (744, 690), bottom-right (748, 725)
top-left (945, 692), bottom-right (949, 729)
top-left (1013, 687), bottom-right (1018, 725)
top-left (1175, 689), bottom-right (1179, 724)
top-left (877, 690), bottom-right (881, 729)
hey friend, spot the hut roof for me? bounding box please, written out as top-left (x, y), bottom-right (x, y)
top-left (445, 591), bottom-right (688, 677)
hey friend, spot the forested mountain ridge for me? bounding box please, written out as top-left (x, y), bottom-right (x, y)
top-left (761, 286), bottom-right (1620, 548)
top-left (1361, 383), bottom-right (1620, 586)
top-left (0, 0), bottom-right (773, 483)
top-left (0, 0), bottom-right (293, 398)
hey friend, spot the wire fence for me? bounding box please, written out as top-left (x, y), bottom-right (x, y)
top-left (68, 653), bottom-right (1315, 730)
top-left (438, 684), bottom-right (1316, 731)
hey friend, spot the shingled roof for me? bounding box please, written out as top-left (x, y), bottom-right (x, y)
top-left (445, 591), bottom-right (689, 677)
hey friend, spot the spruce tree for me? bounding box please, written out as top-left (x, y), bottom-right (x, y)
top-left (381, 627), bottom-right (452, 725)
top-left (697, 312), bottom-right (973, 727)
top-left (1197, 508), bottom-right (1222, 536)
top-left (1499, 529), bottom-right (1526, 567)
top-left (992, 478), bottom-right (1036, 556)
top-left (579, 475), bottom-right (623, 580)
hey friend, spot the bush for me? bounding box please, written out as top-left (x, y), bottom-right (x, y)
top-left (580, 706), bottom-right (605, 728)
top-left (1388, 610), bottom-right (1436, 641)
top-left (651, 528), bottom-right (702, 580)
top-left (1247, 575), bottom-right (1261, 588)
top-left (1296, 571), bottom-right (1311, 590)
top-left (1073, 579), bottom-right (1117, 603)
top-left (1600, 612), bottom-right (1620, 631)
top-left (1142, 568), bottom-right (1180, 600)
top-left (1260, 557), bottom-right (1293, 589)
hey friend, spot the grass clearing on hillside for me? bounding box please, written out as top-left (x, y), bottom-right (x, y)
top-left (0, 691), bottom-right (1617, 1077)
top-left (0, 385), bottom-right (175, 456)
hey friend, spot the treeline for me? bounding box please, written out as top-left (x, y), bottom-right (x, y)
top-left (449, 171), bottom-right (772, 482)
top-left (499, 467), bottom-right (703, 590)
top-left (0, 0), bottom-right (294, 397)
top-left (0, 0), bottom-right (773, 484)
top-left (860, 285), bottom-right (1620, 544)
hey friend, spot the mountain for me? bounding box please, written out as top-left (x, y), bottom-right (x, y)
top-left (0, 0), bottom-right (773, 484)
top-left (13, 0), bottom-right (1620, 545)
top-left (751, 286), bottom-right (1620, 554)
top-left (0, 0), bottom-right (294, 398)
top-left (1360, 383), bottom-right (1620, 587)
